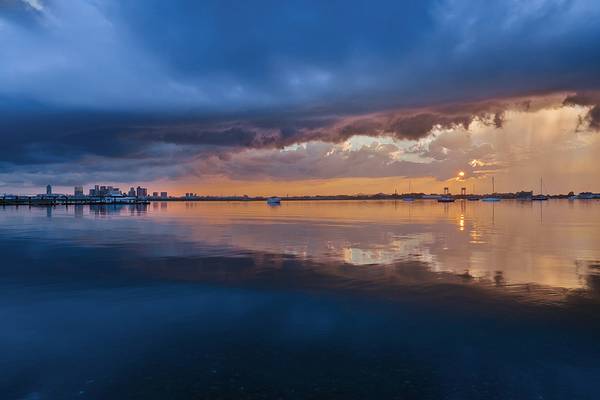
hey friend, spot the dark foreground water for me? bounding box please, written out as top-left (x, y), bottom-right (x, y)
top-left (1, 200), bottom-right (600, 399)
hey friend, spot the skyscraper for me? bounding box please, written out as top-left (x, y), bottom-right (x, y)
top-left (46, 185), bottom-right (52, 195)
top-left (136, 186), bottom-right (148, 197)
top-left (74, 186), bottom-right (84, 196)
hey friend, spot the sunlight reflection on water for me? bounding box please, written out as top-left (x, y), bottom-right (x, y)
top-left (1, 199), bottom-right (600, 290)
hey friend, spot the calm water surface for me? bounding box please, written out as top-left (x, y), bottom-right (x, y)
top-left (2, 200), bottom-right (600, 399)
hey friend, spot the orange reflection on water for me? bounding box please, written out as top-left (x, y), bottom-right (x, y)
top-left (142, 199), bottom-right (600, 290)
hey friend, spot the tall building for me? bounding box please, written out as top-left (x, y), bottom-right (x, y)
top-left (160, 192), bottom-right (168, 198)
top-left (74, 186), bottom-right (84, 196)
top-left (128, 187), bottom-right (136, 197)
top-left (152, 192), bottom-right (159, 197)
top-left (136, 186), bottom-right (148, 197)
top-left (46, 185), bottom-right (52, 195)
top-left (89, 185), bottom-right (122, 197)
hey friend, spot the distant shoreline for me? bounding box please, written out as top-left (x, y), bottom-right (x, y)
top-left (2, 193), bottom-right (599, 206)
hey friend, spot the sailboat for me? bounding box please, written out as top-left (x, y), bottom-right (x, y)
top-left (467, 184), bottom-right (480, 201)
top-left (481, 177), bottom-right (501, 202)
top-left (531, 177), bottom-right (549, 201)
top-left (403, 180), bottom-right (415, 201)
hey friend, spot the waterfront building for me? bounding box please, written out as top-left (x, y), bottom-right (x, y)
top-left (152, 192), bottom-right (159, 197)
top-left (136, 186), bottom-right (148, 197)
top-left (160, 192), bottom-right (168, 198)
top-left (46, 185), bottom-right (52, 195)
top-left (128, 187), bottom-right (136, 197)
top-left (89, 185), bottom-right (121, 197)
top-left (74, 186), bottom-right (84, 196)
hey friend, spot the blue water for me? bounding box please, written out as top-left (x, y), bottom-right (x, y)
top-left (1, 202), bottom-right (599, 399)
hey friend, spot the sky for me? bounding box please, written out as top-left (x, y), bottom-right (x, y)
top-left (1, 0), bottom-right (600, 195)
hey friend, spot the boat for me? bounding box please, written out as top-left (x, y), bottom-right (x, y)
top-left (532, 178), bottom-right (548, 201)
top-left (577, 192), bottom-right (596, 200)
top-left (437, 196), bottom-right (455, 203)
top-left (481, 177), bottom-right (501, 202)
top-left (402, 181), bottom-right (415, 201)
top-left (266, 197), bottom-right (281, 205)
top-left (467, 196), bottom-right (480, 201)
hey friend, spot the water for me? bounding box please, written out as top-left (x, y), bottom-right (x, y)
top-left (1, 200), bottom-right (599, 399)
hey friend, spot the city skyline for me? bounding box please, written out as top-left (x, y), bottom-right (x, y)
top-left (8, 181), bottom-right (597, 199)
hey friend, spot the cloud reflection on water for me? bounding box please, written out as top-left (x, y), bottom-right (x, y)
top-left (1, 200), bottom-right (599, 293)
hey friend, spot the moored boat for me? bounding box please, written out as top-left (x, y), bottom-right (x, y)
top-left (532, 178), bottom-right (548, 201)
top-left (577, 192), bottom-right (596, 199)
top-left (266, 197), bottom-right (281, 205)
top-left (437, 196), bottom-right (455, 203)
top-left (482, 177), bottom-right (501, 202)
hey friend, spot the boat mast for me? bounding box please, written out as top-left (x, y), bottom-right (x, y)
top-left (492, 177), bottom-right (495, 194)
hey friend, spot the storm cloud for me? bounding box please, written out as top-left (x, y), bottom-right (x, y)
top-left (1, 0), bottom-right (600, 190)
top-left (563, 92), bottom-right (600, 130)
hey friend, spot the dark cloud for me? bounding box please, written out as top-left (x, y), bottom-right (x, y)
top-left (0, 92), bottom-right (579, 190)
top-left (2, 0), bottom-right (600, 188)
top-left (589, 106), bottom-right (600, 130)
top-left (3, 0), bottom-right (600, 112)
top-left (563, 91), bottom-right (600, 130)
top-left (0, 95), bottom-right (531, 166)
